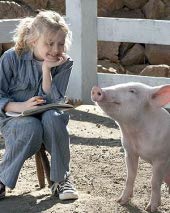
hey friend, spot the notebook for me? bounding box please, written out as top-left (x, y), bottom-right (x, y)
top-left (6, 102), bottom-right (74, 117)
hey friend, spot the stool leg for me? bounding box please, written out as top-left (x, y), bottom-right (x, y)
top-left (39, 144), bottom-right (52, 187)
top-left (35, 151), bottom-right (45, 188)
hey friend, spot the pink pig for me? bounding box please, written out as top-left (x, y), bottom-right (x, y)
top-left (91, 82), bottom-right (170, 212)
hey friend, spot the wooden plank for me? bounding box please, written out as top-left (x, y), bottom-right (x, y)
top-left (66, 0), bottom-right (97, 103)
top-left (0, 19), bottom-right (20, 43)
top-left (97, 17), bottom-right (170, 45)
top-left (98, 73), bottom-right (170, 88)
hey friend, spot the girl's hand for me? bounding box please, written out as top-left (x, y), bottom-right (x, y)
top-left (42, 54), bottom-right (68, 71)
top-left (4, 97), bottom-right (46, 113)
top-left (19, 96), bottom-right (46, 112)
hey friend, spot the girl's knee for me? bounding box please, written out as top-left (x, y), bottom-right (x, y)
top-left (42, 110), bottom-right (69, 127)
top-left (2, 117), bottom-right (43, 139)
top-left (15, 117), bottom-right (43, 142)
top-left (19, 117), bottom-right (42, 132)
top-left (2, 117), bottom-right (43, 155)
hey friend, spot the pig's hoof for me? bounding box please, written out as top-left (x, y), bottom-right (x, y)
top-left (145, 203), bottom-right (159, 212)
top-left (117, 196), bottom-right (130, 205)
top-left (117, 191), bottom-right (133, 205)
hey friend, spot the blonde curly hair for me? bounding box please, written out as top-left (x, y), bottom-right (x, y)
top-left (13, 10), bottom-right (72, 55)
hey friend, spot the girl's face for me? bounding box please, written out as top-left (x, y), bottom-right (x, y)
top-left (32, 29), bottom-right (66, 61)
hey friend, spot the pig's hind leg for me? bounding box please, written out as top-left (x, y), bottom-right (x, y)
top-left (146, 161), bottom-right (167, 212)
top-left (117, 152), bottom-right (139, 205)
top-left (163, 164), bottom-right (170, 194)
top-left (164, 176), bottom-right (170, 194)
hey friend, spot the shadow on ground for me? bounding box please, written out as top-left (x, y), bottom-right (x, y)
top-left (0, 192), bottom-right (77, 213)
top-left (70, 108), bottom-right (118, 129)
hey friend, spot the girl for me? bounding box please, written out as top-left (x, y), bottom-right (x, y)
top-left (0, 10), bottom-right (78, 201)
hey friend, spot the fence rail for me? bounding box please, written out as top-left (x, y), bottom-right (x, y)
top-left (0, 0), bottom-right (170, 103)
top-left (0, 19), bottom-right (19, 43)
top-left (97, 17), bottom-right (170, 45)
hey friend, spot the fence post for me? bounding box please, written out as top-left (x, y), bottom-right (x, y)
top-left (66, 0), bottom-right (97, 104)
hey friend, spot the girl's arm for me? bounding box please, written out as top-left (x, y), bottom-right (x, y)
top-left (0, 52), bottom-right (14, 116)
top-left (40, 56), bottom-right (73, 103)
top-left (42, 65), bottom-right (52, 94)
top-left (4, 96), bottom-right (45, 113)
top-left (0, 51), bottom-right (46, 114)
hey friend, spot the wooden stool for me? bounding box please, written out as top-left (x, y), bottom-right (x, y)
top-left (35, 144), bottom-right (52, 188)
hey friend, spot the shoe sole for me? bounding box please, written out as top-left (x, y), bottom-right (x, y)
top-left (59, 192), bottom-right (78, 200)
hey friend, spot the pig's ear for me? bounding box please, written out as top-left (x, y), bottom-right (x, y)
top-left (151, 85), bottom-right (170, 107)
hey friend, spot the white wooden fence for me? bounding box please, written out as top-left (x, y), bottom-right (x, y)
top-left (0, 0), bottom-right (170, 103)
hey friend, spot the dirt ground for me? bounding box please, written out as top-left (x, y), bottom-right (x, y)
top-left (0, 105), bottom-right (170, 213)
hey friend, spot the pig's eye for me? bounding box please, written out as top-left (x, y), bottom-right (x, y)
top-left (129, 89), bottom-right (137, 94)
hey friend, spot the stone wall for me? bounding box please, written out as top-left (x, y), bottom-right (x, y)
top-left (97, 0), bottom-right (170, 77)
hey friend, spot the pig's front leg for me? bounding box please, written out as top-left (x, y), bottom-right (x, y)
top-left (146, 161), bottom-right (166, 212)
top-left (117, 152), bottom-right (139, 205)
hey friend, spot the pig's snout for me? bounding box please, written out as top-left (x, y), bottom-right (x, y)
top-left (91, 86), bottom-right (104, 102)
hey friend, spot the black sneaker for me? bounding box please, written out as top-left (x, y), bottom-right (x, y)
top-left (0, 181), bottom-right (5, 200)
top-left (51, 176), bottom-right (78, 200)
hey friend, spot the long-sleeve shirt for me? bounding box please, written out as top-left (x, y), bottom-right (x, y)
top-left (0, 48), bottom-right (73, 127)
